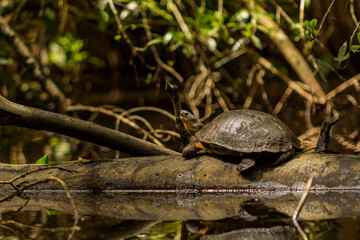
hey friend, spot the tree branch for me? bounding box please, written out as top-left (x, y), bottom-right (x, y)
top-left (0, 95), bottom-right (179, 156)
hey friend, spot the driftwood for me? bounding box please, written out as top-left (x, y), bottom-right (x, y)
top-left (0, 95), bottom-right (178, 156)
top-left (0, 153), bottom-right (359, 221)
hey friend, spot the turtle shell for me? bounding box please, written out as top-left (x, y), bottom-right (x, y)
top-left (195, 110), bottom-right (300, 154)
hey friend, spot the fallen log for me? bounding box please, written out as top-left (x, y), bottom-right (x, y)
top-left (0, 152), bottom-right (359, 191)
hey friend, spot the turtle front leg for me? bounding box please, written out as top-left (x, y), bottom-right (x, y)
top-left (182, 140), bottom-right (204, 158)
top-left (183, 143), bottom-right (197, 158)
top-left (237, 158), bottom-right (256, 172)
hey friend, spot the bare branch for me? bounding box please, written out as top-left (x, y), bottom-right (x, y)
top-left (292, 175), bottom-right (314, 240)
top-left (0, 95), bottom-right (179, 156)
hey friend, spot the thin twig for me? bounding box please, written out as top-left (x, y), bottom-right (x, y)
top-left (58, 0), bottom-right (68, 34)
top-left (311, 0), bottom-right (336, 40)
top-left (213, 87), bottom-right (229, 112)
top-left (120, 106), bottom-right (175, 120)
top-left (107, 0), bottom-right (143, 53)
top-left (154, 129), bottom-right (180, 140)
top-left (218, 0), bottom-right (223, 14)
top-left (269, 0), bottom-right (294, 25)
top-left (299, 0), bottom-right (305, 37)
top-left (127, 115), bottom-right (176, 141)
top-left (169, 1), bottom-right (192, 39)
top-left (66, 105), bottom-right (165, 147)
top-left (0, 177), bottom-right (79, 240)
top-left (141, 11), bottom-right (184, 83)
top-left (0, 166), bottom-right (78, 189)
top-left (213, 49), bottom-right (247, 69)
top-left (273, 87), bottom-right (293, 115)
top-left (166, 80), bottom-right (189, 148)
top-left (350, 0), bottom-right (358, 26)
top-left (187, 62), bottom-right (208, 118)
top-left (255, 69), bottom-right (272, 111)
top-left (243, 82), bottom-right (258, 109)
top-left (246, 64), bottom-right (260, 86)
top-left (1, 220), bottom-right (78, 233)
top-left (349, 21), bottom-right (360, 52)
top-left (326, 73), bottom-right (360, 100)
top-left (258, 57), bottom-right (325, 104)
top-left (292, 175), bottom-right (314, 240)
top-left (0, 224), bottom-right (21, 237)
top-left (334, 134), bottom-right (360, 152)
top-left (304, 100), bottom-right (314, 129)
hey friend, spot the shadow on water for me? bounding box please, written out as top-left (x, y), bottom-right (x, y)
top-left (0, 190), bottom-right (359, 239)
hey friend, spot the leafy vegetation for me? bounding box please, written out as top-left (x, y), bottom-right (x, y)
top-left (1, 0), bottom-right (360, 172)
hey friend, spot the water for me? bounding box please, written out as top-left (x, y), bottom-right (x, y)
top-left (0, 192), bottom-right (358, 239)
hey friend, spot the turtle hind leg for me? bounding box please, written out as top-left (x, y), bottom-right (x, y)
top-left (237, 158), bottom-right (256, 172)
top-left (272, 148), bottom-right (295, 166)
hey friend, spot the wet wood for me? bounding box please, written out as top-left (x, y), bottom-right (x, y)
top-left (0, 153), bottom-right (359, 191)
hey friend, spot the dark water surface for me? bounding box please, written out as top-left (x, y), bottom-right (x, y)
top-left (0, 191), bottom-right (359, 239)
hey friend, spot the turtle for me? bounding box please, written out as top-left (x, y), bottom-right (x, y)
top-left (179, 109), bottom-right (301, 172)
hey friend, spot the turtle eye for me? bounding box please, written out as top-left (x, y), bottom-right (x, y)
top-left (180, 110), bottom-right (189, 117)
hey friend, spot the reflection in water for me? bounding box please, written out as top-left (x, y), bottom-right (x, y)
top-left (0, 191), bottom-right (358, 239)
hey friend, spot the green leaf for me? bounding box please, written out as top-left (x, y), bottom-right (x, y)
top-left (350, 45), bottom-right (360, 53)
top-left (35, 154), bottom-right (49, 165)
top-left (337, 41), bottom-right (347, 68)
top-left (357, 32), bottom-right (360, 44)
top-left (235, 9), bottom-right (250, 22)
top-left (97, 0), bottom-right (108, 10)
top-left (0, 58), bottom-right (13, 65)
top-left (49, 42), bottom-right (66, 68)
top-left (145, 1), bottom-right (173, 21)
top-left (113, 35), bottom-right (122, 41)
top-left (44, 7), bottom-right (55, 20)
top-left (309, 18), bottom-right (318, 29)
top-left (206, 37), bottom-right (217, 52)
top-left (145, 73), bottom-right (152, 85)
top-left (163, 32), bottom-right (173, 44)
top-left (251, 35), bottom-right (263, 50)
top-left (46, 210), bottom-right (62, 216)
top-left (98, 10), bottom-right (110, 30)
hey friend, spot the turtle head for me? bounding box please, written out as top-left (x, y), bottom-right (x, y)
top-left (179, 110), bottom-right (204, 135)
top-left (180, 110), bottom-right (195, 121)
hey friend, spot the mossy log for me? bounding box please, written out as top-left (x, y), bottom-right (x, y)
top-left (0, 152), bottom-right (359, 221)
top-left (0, 153), bottom-right (359, 191)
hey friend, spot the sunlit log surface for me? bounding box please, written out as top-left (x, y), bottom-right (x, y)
top-left (0, 153), bottom-right (359, 221)
top-left (0, 153), bottom-right (359, 191)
